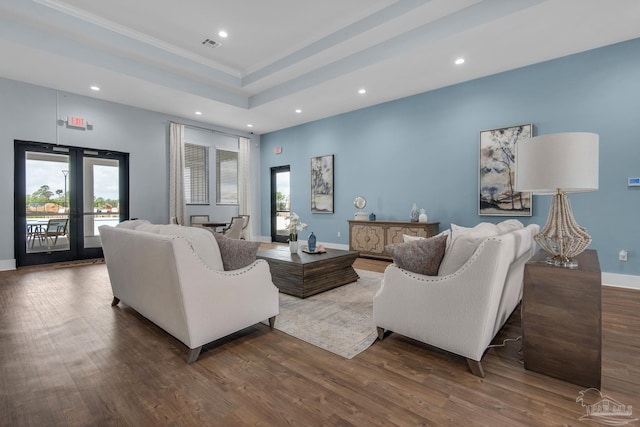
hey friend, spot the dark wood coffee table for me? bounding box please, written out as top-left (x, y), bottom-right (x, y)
top-left (257, 246), bottom-right (360, 298)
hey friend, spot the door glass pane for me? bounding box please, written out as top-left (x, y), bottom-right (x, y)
top-left (84, 157), bottom-right (120, 248)
top-left (275, 170), bottom-right (290, 238)
top-left (25, 152), bottom-right (70, 253)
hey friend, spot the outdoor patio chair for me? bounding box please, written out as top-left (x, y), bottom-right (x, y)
top-left (38, 218), bottom-right (68, 249)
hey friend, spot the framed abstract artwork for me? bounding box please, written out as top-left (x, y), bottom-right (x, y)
top-left (479, 124), bottom-right (533, 216)
top-left (311, 154), bottom-right (334, 213)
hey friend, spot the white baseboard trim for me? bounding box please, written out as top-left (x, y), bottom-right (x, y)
top-left (319, 242), bottom-right (349, 251)
top-left (0, 259), bottom-right (16, 271)
top-left (602, 272), bottom-right (640, 290)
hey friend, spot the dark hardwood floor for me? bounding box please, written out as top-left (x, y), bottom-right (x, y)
top-left (1, 253), bottom-right (638, 426)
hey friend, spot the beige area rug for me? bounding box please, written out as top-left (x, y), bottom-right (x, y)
top-left (273, 269), bottom-right (383, 359)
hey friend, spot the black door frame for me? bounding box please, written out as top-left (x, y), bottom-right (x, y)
top-left (14, 140), bottom-right (129, 267)
top-left (270, 165), bottom-right (290, 243)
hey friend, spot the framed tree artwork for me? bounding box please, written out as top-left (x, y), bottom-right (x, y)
top-left (479, 124), bottom-right (532, 216)
top-left (311, 154), bottom-right (334, 213)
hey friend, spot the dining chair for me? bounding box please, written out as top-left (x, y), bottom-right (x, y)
top-left (222, 216), bottom-right (244, 239)
top-left (190, 215), bottom-right (210, 227)
top-left (239, 215), bottom-right (250, 239)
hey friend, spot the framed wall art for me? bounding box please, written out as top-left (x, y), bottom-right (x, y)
top-left (479, 124), bottom-right (532, 216)
top-left (311, 154), bottom-right (334, 213)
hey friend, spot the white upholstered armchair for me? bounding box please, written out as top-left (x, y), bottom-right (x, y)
top-left (374, 224), bottom-right (539, 377)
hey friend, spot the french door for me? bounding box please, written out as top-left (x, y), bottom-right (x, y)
top-left (14, 140), bottom-right (129, 267)
top-left (270, 165), bottom-right (290, 243)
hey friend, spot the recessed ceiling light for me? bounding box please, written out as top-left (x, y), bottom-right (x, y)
top-left (247, 124), bottom-right (253, 128)
top-left (295, 109), bottom-right (302, 114)
top-left (218, 30), bottom-right (228, 38)
top-left (358, 88), bottom-right (367, 94)
top-left (455, 58), bottom-right (465, 65)
top-left (90, 86), bottom-right (100, 91)
top-left (195, 111), bottom-right (202, 115)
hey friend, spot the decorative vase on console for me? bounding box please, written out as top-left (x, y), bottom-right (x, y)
top-left (308, 232), bottom-right (317, 252)
top-left (289, 240), bottom-right (299, 253)
top-left (410, 203), bottom-right (419, 222)
top-left (419, 209), bottom-right (428, 223)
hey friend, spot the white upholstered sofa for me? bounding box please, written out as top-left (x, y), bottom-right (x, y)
top-left (99, 220), bottom-right (279, 363)
top-left (374, 222), bottom-right (539, 377)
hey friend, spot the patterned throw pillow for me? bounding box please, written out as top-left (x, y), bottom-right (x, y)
top-left (210, 232), bottom-right (261, 271)
top-left (385, 234), bottom-right (448, 276)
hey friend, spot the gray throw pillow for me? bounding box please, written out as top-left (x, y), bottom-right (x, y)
top-left (385, 234), bottom-right (447, 276)
top-left (211, 232), bottom-right (261, 271)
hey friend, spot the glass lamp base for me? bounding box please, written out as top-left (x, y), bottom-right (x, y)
top-left (545, 256), bottom-right (578, 269)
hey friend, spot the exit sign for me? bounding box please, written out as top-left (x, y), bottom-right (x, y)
top-left (67, 115), bottom-right (86, 129)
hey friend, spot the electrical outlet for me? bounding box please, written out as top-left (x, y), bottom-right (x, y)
top-left (619, 250), bottom-right (628, 261)
top-left (337, 231), bottom-right (341, 237)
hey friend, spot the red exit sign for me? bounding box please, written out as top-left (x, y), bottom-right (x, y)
top-left (67, 115), bottom-right (86, 129)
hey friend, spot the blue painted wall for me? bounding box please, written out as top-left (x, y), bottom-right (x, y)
top-left (261, 38), bottom-right (640, 276)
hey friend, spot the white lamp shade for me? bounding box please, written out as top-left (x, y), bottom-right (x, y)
top-left (515, 132), bottom-right (599, 194)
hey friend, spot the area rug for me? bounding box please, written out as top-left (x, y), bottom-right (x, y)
top-left (273, 269), bottom-right (383, 359)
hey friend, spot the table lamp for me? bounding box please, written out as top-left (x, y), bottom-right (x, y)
top-left (515, 132), bottom-right (599, 268)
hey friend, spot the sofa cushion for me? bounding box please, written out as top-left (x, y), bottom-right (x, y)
top-left (496, 219), bottom-right (524, 234)
top-left (438, 222), bottom-right (500, 276)
top-left (402, 234), bottom-right (424, 243)
top-left (157, 225), bottom-right (224, 271)
top-left (210, 232), bottom-right (261, 271)
top-left (385, 234), bottom-right (448, 276)
top-left (134, 223), bottom-right (164, 233)
top-left (116, 219), bottom-right (151, 229)
top-left (403, 229), bottom-right (450, 243)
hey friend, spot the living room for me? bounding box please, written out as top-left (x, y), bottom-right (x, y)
top-left (1, 1), bottom-right (640, 425)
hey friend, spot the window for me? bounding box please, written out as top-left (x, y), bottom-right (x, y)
top-left (184, 143), bottom-right (209, 204)
top-left (216, 148), bottom-right (238, 205)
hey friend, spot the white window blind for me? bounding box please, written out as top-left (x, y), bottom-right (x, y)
top-left (184, 143), bottom-right (209, 204)
top-left (216, 149), bottom-right (238, 205)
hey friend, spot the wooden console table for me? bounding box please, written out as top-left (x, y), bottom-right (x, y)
top-left (522, 249), bottom-right (601, 388)
top-left (348, 220), bottom-right (439, 260)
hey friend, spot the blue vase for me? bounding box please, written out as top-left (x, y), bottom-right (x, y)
top-left (308, 232), bottom-right (317, 252)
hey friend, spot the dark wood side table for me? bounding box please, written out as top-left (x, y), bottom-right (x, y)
top-left (522, 249), bottom-right (601, 388)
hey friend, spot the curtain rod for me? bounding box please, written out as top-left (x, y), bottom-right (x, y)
top-left (171, 121), bottom-right (249, 139)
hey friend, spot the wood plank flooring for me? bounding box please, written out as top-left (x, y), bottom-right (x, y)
top-left (1, 254), bottom-right (638, 426)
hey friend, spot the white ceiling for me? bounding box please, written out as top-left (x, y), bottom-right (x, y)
top-left (1, 0), bottom-right (640, 135)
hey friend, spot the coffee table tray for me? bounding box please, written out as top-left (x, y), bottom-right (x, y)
top-left (302, 247), bottom-right (326, 254)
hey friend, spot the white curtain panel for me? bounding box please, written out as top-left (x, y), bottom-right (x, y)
top-left (169, 122), bottom-right (186, 225)
top-left (238, 137), bottom-right (252, 240)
